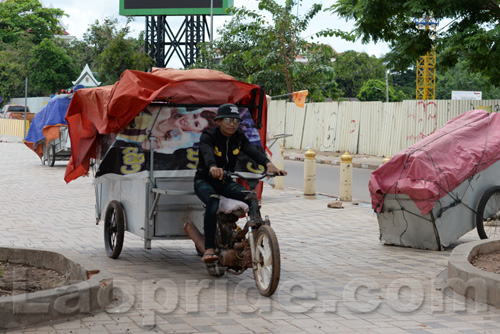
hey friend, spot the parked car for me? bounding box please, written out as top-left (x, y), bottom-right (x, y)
top-left (0, 105), bottom-right (35, 122)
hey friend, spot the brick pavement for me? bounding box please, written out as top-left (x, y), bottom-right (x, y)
top-left (1, 142), bottom-right (500, 334)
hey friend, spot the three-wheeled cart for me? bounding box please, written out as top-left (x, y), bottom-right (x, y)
top-left (64, 68), bottom-right (269, 257)
top-left (41, 126), bottom-right (71, 167)
top-left (370, 110), bottom-right (500, 250)
top-left (25, 93), bottom-right (75, 167)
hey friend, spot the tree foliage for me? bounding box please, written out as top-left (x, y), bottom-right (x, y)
top-left (333, 50), bottom-right (386, 98)
top-left (28, 39), bottom-right (79, 95)
top-left (436, 59), bottom-right (500, 99)
top-left (0, 0), bottom-right (66, 44)
top-left (194, 0), bottom-right (340, 101)
top-left (357, 79), bottom-right (405, 102)
top-left (65, 18), bottom-right (153, 85)
top-left (327, 1), bottom-right (500, 85)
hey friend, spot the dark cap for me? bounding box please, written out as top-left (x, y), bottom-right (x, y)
top-left (215, 103), bottom-right (242, 120)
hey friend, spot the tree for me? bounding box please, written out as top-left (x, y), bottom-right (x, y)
top-left (64, 18), bottom-right (153, 85)
top-left (0, 33), bottom-right (36, 102)
top-left (326, 1), bottom-right (500, 85)
top-left (333, 50), bottom-right (386, 98)
top-left (391, 68), bottom-right (416, 100)
top-left (357, 79), bottom-right (405, 102)
top-left (0, 0), bottom-right (66, 44)
top-left (28, 38), bottom-right (79, 95)
top-left (194, 0), bottom-right (341, 100)
top-left (436, 59), bottom-right (500, 99)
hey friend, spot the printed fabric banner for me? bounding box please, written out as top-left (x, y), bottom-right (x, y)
top-left (95, 105), bottom-right (265, 177)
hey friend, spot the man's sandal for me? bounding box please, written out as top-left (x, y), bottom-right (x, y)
top-left (202, 252), bottom-right (218, 263)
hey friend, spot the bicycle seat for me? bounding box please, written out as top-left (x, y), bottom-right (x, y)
top-left (217, 196), bottom-right (248, 214)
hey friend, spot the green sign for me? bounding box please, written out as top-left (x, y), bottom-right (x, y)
top-left (119, 0), bottom-right (233, 16)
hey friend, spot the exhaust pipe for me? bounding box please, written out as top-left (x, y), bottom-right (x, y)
top-left (184, 221), bottom-right (205, 254)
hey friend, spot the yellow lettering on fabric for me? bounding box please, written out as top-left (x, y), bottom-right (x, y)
top-left (214, 146), bottom-right (222, 157)
top-left (121, 147), bottom-right (145, 174)
top-left (187, 148), bottom-right (199, 169)
top-left (246, 162), bottom-right (265, 174)
top-left (232, 147), bottom-right (240, 155)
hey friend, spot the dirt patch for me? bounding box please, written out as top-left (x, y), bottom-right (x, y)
top-left (470, 250), bottom-right (500, 274)
top-left (0, 262), bottom-right (68, 297)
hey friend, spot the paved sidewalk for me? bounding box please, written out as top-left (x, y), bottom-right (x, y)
top-left (1, 142), bottom-right (499, 334)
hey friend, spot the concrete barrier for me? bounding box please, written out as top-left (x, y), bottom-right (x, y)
top-left (0, 119), bottom-right (29, 142)
top-left (0, 247), bottom-right (113, 330)
top-left (448, 239), bottom-right (500, 308)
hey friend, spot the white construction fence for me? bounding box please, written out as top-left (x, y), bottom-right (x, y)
top-left (267, 99), bottom-right (500, 156)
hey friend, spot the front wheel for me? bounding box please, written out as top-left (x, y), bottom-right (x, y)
top-left (476, 186), bottom-right (500, 239)
top-left (253, 225), bottom-right (280, 296)
top-left (206, 261), bottom-right (226, 277)
top-left (104, 201), bottom-right (125, 258)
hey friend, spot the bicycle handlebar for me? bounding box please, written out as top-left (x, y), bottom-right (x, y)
top-left (224, 171), bottom-right (284, 181)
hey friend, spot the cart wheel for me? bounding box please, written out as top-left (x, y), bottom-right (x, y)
top-left (253, 225), bottom-right (280, 297)
top-left (41, 143), bottom-right (46, 165)
top-left (48, 144), bottom-right (56, 167)
top-left (206, 261), bottom-right (225, 277)
top-left (104, 201), bottom-right (125, 259)
top-left (476, 186), bottom-right (500, 239)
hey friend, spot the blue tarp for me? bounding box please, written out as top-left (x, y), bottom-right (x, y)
top-left (25, 95), bottom-right (71, 145)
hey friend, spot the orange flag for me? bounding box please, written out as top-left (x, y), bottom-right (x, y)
top-left (293, 90), bottom-right (308, 108)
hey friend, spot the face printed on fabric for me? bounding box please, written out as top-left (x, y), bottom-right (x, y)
top-left (175, 113), bottom-right (209, 132)
top-left (155, 113), bottom-right (209, 136)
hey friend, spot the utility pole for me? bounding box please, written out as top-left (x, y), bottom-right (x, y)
top-left (385, 71), bottom-right (389, 102)
top-left (210, 0), bottom-right (213, 43)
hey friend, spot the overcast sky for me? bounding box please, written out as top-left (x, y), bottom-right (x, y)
top-left (43, 0), bottom-right (391, 68)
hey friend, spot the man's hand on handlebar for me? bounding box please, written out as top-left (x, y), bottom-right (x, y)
top-left (266, 162), bottom-right (287, 176)
top-left (209, 166), bottom-right (224, 180)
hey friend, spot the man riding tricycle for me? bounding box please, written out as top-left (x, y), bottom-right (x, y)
top-left (64, 68), bottom-right (286, 296)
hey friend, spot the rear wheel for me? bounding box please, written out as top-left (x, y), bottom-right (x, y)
top-left (476, 186), bottom-right (500, 239)
top-left (104, 201), bottom-right (125, 259)
top-left (253, 225), bottom-right (280, 296)
top-left (48, 144), bottom-right (56, 167)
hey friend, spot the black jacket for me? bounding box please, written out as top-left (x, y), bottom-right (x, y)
top-left (195, 127), bottom-right (271, 180)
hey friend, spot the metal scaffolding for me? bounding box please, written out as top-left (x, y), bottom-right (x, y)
top-left (415, 16), bottom-right (438, 100)
top-left (145, 15), bottom-right (210, 68)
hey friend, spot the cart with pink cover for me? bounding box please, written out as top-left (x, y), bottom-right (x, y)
top-left (369, 110), bottom-right (500, 250)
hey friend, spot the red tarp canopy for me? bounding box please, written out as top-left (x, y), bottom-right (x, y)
top-left (64, 68), bottom-right (267, 183)
top-left (369, 110), bottom-right (500, 215)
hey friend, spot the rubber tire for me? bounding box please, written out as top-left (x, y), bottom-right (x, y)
top-left (253, 225), bottom-right (280, 297)
top-left (206, 261), bottom-right (226, 277)
top-left (476, 186), bottom-right (500, 239)
top-left (48, 144), bottom-right (56, 167)
top-left (104, 201), bottom-right (125, 259)
top-left (41, 143), bottom-right (46, 165)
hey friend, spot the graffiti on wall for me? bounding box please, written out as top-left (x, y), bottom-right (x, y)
top-left (406, 101), bottom-right (438, 141)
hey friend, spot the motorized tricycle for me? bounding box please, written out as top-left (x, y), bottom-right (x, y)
top-left (63, 68), bottom-right (281, 296)
top-left (185, 171), bottom-right (281, 296)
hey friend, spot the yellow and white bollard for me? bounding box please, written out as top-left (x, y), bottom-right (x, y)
top-left (304, 148), bottom-right (316, 196)
top-left (274, 147), bottom-right (284, 189)
top-left (340, 151), bottom-right (353, 201)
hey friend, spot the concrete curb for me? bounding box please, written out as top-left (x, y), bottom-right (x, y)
top-left (0, 247), bottom-right (113, 330)
top-left (283, 154), bottom-right (382, 170)
top-left (447, 239), bottom-right (500, 308)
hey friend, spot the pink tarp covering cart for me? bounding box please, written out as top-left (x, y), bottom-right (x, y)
top-left (369, 110), bottom-right (500, 250)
